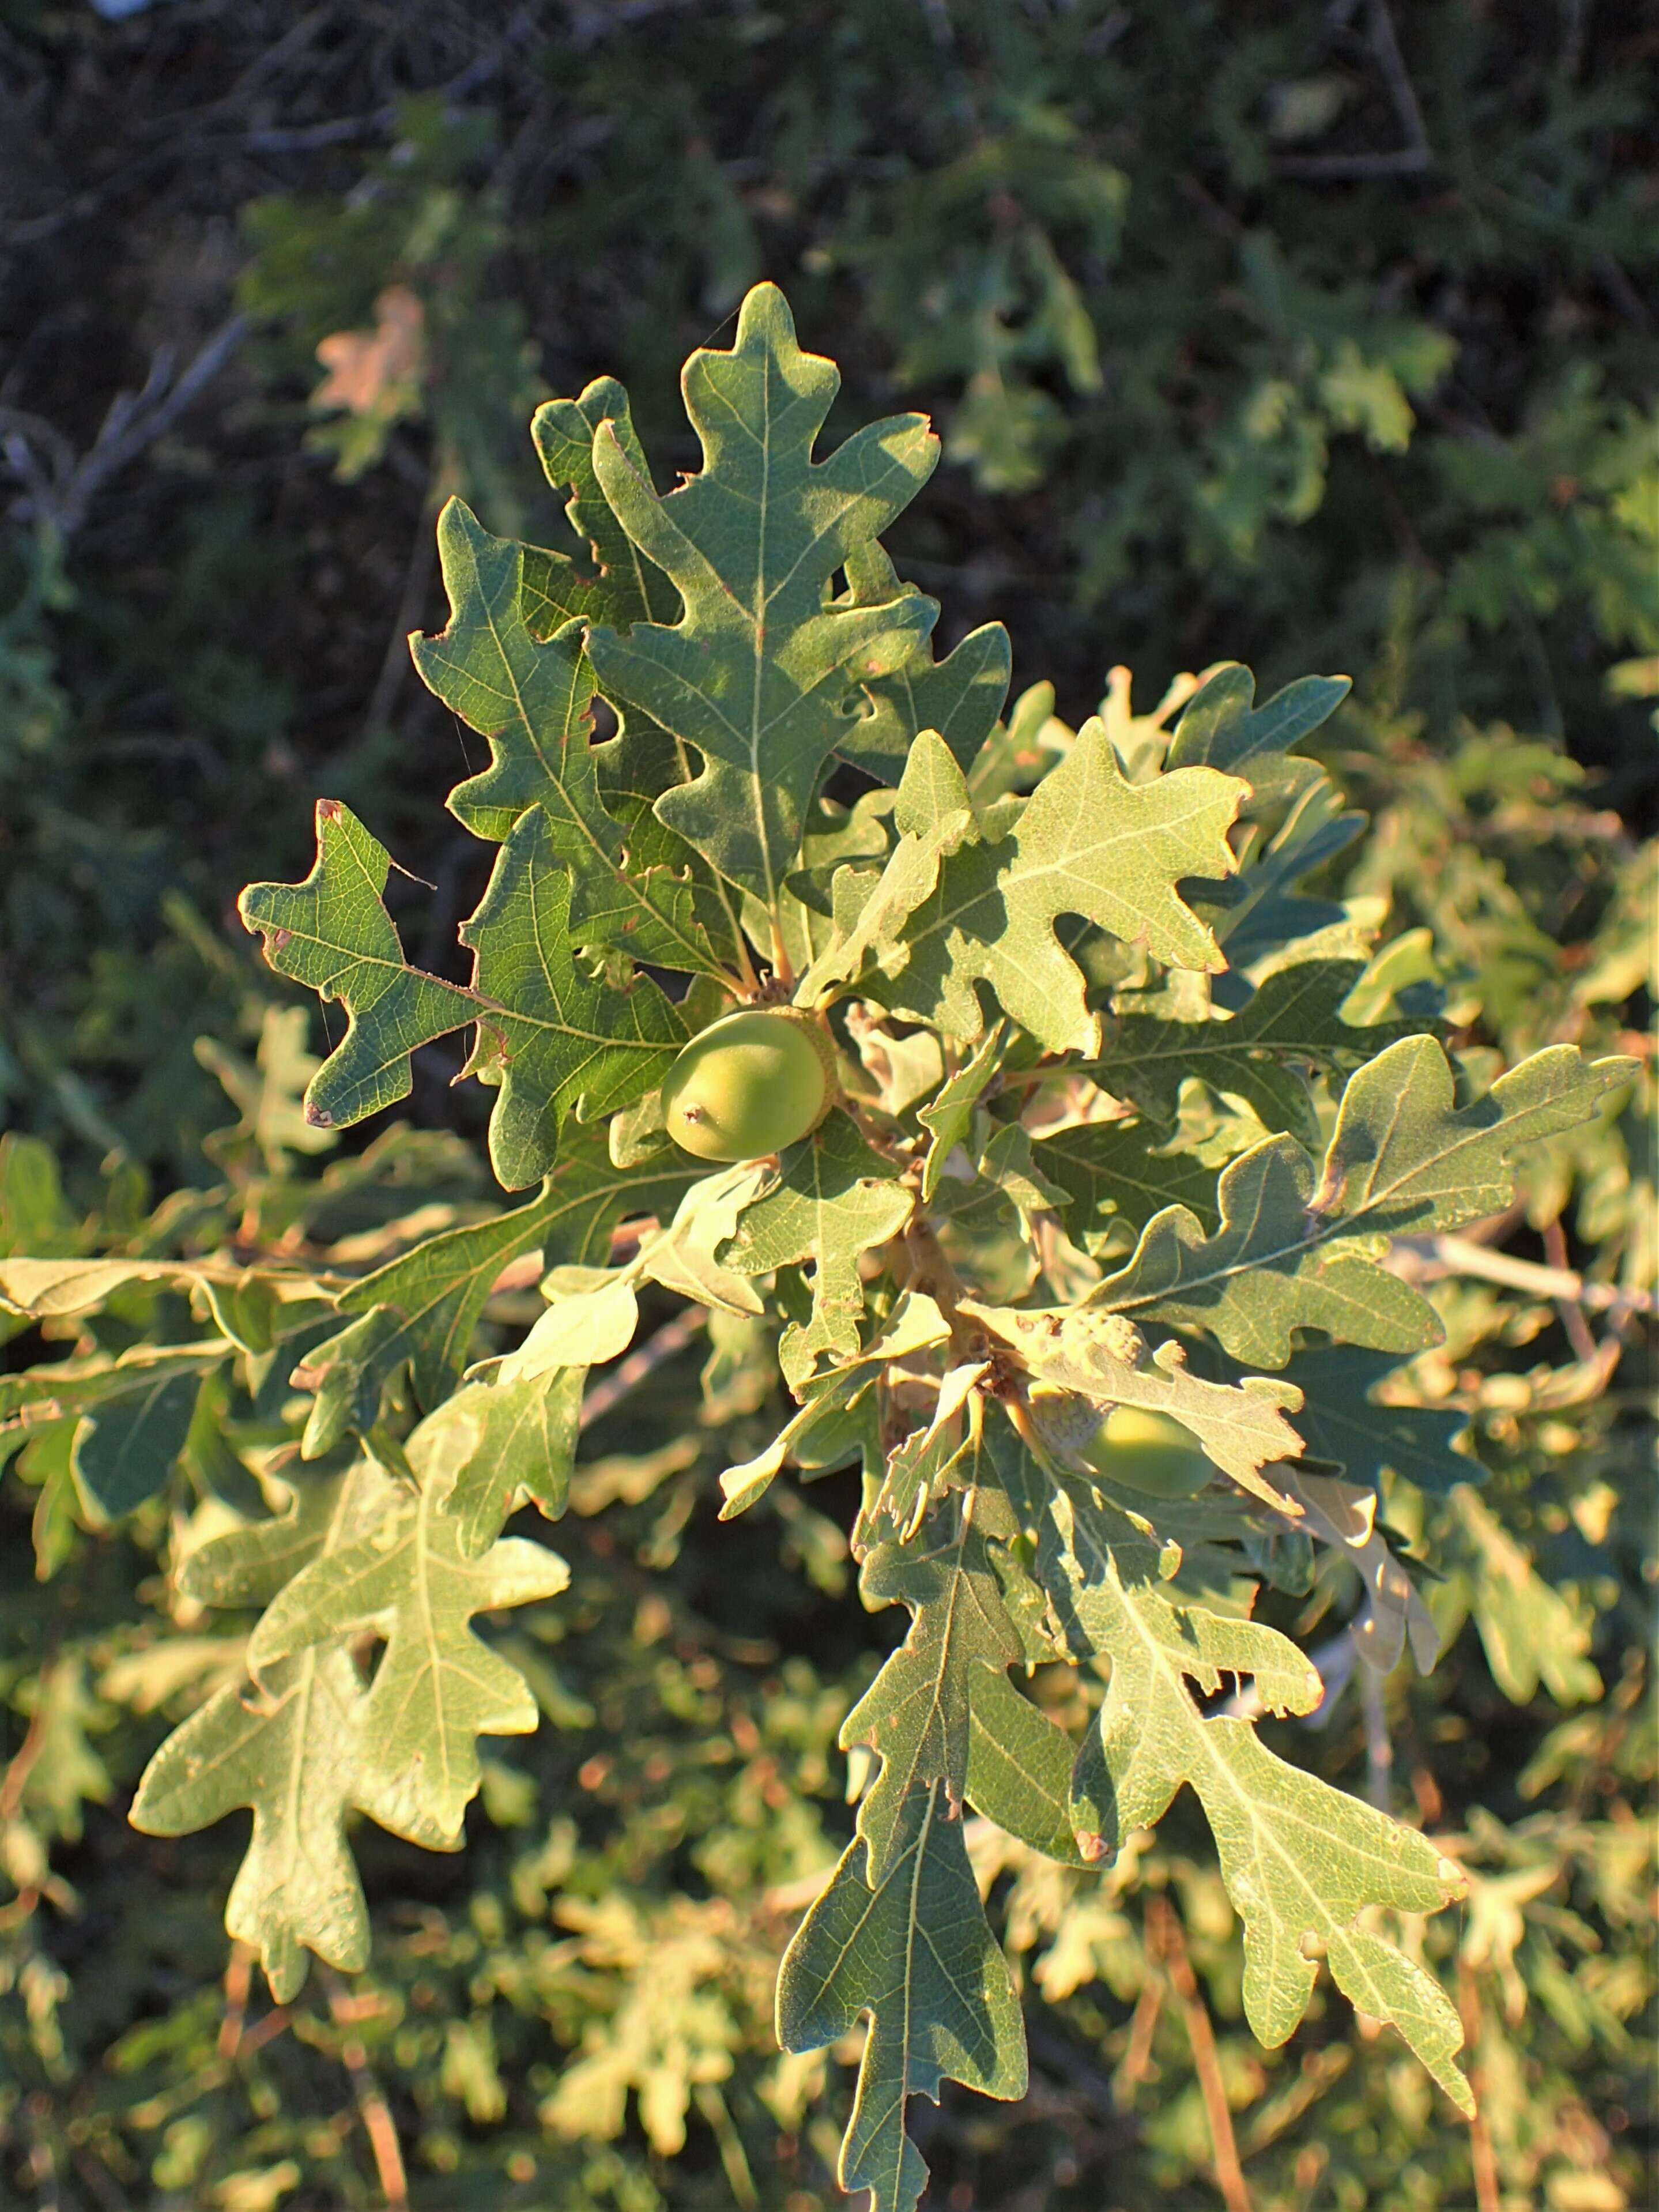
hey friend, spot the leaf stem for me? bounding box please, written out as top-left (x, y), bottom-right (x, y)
top-left (900, 1212), bottom-right (978, 1361)
top-left (770, 912), bottom-right (796, 990)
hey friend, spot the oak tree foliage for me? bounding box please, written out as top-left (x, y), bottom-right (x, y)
top-left (4, 287), bottom-right (1643, 2212)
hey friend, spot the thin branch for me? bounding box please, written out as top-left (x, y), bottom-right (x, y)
top-left (1365, 0), bottom-right (1431, 161)
top-left (1277, 0), bottom-right (1431, 179)
top-left (1596, 254), bottom-right (1655, 333)
top-left (364, 497), bottom-right (441, 738)
top-left (578, 1307), bottom-right (706, 1431)
top-left (1543, 1219), bottom-right (1600, 1365)
top-left (2, 314), bottom-right (248, 538)
top-left (71, 2147), bottom-right (130, 2212)
top-left (1389, 1231), bottom-right (1656, 1317)
top-left (692, 2081), bottom-right (760, 2211)
top-left (3, 22), bottom-right (531, 248)
top-left (1359, 1660), bottom-right (1394, 1812)
top-left (761, 1860), bottom-right (839, 1915)
top-left (321, 1968), bottom-right (408, 2210)
top-left (1457, 1965), bottom-right (1502, 2212)
top-left (23, 2094), bottom-right (59, 2212)
top-left (1558, 0), bottom-right (1588, 81)
top-left (217, 1939), bottom-right (257, 2062)
top-left (0, 1694), bottom-right (51, 1824)
top-left (1275, 144), bottom-right (1430, 178)
top-left (1222, 1627), bottom-right (1356, 1727)
top-left (236, 2004), bottom-right (295, 2058)
top-left (1113, 1974), bottom-right (1164, 2108)
top-left (1147, 1893), bottom-right (1253, 2212)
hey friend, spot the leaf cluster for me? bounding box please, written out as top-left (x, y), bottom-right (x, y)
top-left (5, 287), bottom-right (1650, 2211)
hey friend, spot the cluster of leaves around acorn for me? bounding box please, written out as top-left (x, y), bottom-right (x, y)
top-left (1, 287), bottom-right (1650, 2211)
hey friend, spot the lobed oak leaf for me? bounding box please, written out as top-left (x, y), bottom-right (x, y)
top-left (584, 281), bottom-right (941, 906)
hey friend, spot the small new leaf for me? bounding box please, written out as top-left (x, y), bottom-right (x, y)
top-left (916, 1023), bottom-right (1005, 1202)
top-left (797, 731), bottom-right (975, 1006)
top-left (721, 1113), bottom-right (914, 1384)
top-left (863, 720), bottom-right (1243, 1052)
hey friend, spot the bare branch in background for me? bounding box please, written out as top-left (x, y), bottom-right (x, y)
top-left (1388, 1231), bottom-right (1656, 1319)
top-left (1277, 0), bottom-right (1431, 177)
top-left (1, 312), bottom-right (247, 538)
top-left (579, 1307), bottom-right (706, 1431)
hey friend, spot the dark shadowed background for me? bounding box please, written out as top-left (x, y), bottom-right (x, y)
top-left (1, 4), bottom-right (1654, 2207)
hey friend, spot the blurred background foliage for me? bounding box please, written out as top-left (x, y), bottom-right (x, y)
top-left (0, 2), bottom-right (1653, 2207)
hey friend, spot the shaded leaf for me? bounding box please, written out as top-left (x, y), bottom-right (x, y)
top-left (1034, 1116), bottom-right (1221, 1238)
top-left (413, 502), bottom-right (736, 978)
top-left (964, 1667), bottom-right (1088, 1866)
top-left (833, 539), bottom-right (1011, 778)
top-left (1167, 664), bottom-right (1351, 806)
top-left (842, 1510), bottom-right (1024, 1882)
top-left (423, 1367), bottom-right (586, 1557)
top-left (70, 1365), bottom-right (203, 1523)
top-left (1040, 1486), bottom-right (1472, 2111)
top-left (777, 1779), bottom-right (1027, 2212)
top-left (528, 374), bottom-right (678, 628)
top-left (459, 807), bottom-right (688, 1188)
top-left (1085, 959), bottom-right (1423, 1150)
top-left (1202, 775), bottom-right (1367, 974)
top-left (248, 1452), bottom-right (568, 1847)
top-left (131, 1456), bottom-right (410, 2001)
top-left (1279, 1344), bottom-right (1474, 1495)
top-left (1279, 1465), bottom-right (1440, 1674)
top-left (131, 1647), bottom-right (383, 2002)
top-left (1091, 1038), bottom-right (1635, 1366)
top-left (960, 1299), bottom-right (1305, 1508)
top-left (297, 1136), bottom-right (703, 1454)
